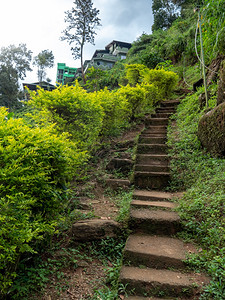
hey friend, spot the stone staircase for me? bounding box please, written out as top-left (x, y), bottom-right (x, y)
top-left (119, 100), bottom-right (209, 299)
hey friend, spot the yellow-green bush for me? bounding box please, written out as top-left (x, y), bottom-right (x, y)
top-left (91, 88), bottom-right (130, 136)
top-left (141, 83), bottom-right (160, 106)
top-left (0, 107), bottom-right (85, 295)
top-left (28, 82), bottom-right (104, 151)
top-left (125, 64), bottom-right (178, 99)
top-left (125, 64), bottom-right (148, 86)
top-left (117, 84), bottom-right (148, 120)
top-left (141, 68), bottom-right (179, 98)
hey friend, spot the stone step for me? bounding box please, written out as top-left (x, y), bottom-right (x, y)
top-left (156, 107), bottom-right (175, 113)
top-left (145, 118), bottom-right (169, 126)
top-left (161, 99), bottom-right (180, 107)
top-left (140, 133), bottom-right (167, 138)
top-left (131, 200), bottom-right (177, 210)
top-left (123, 234), bottom-right (191, 269)
top-left (129, 208), bottom-right (181, 235)
top-left (137, 144), bottom-right (168, 155)
top-left (151, 112), bottom-right (173, 118)
top-left (120, 266), bottom-right (209, 298)
top-left (145, 124), bottom-right (168, 130)
top-left (139, 136), bottom-right (166, 144)
top-left (134, 171), bottom-right (170, 189)
top-left (133, 190), bottom-right (173, 201)
top-left (135, 164), bottom-right (169, 173)
top-left (136, 154), bottom-right (169, 165)
top-left (143, 126), bottom-right (167, 134)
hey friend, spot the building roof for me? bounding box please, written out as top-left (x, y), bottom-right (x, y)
top-left (92, 49), bottom-right (109, 59)
top-left (105, 40), bottom-right (132, 50)
top-left (23, 81), bottom-right (56, 91)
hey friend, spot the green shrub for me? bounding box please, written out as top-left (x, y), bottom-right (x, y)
top-left (92, 88), bottom-right (130, 136)
top-left (28, 82), bottom-right (104, 151)
top-left (0, 107), bottom-right (85, 295)
top-left (141, 83), bottom-right (160, 106)
top-left (142, 68), bottom-right (179, 98)
top-left (125, 64), bottom-right (148, 86)
top-left (117, 84), bottom-right (147, 120)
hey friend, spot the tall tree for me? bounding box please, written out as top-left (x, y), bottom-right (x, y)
top-left (61, 0), bottom-right (101, 83)
top-left (152, 0), bottom-right (179, 31)
top-left (33, 50), bottom-right (54, 83)
top-left (0, 44), bottom-right (32, 109)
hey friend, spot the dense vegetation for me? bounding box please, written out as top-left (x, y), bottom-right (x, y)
top-left (167, 87), bottom-right (225, 299)
top-left (0, 66), bottom-right (178, 297)
top-left (0, 0), bottom-right (224, 298)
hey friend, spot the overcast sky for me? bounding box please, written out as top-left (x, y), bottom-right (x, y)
top-left (1, 0), bottom-right (153, 84)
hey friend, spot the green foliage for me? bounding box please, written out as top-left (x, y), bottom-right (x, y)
top-left (202, 0), bottom-right (225, 61)
top-left (117, 84), bottom-right (147, 120)
top-left (33, 49), bottom-right (54, 82)
top-left (92, 88), bottom-right (130, 136)
top-left (0, 43), bottom-right (32, 109)
top-left (85, 66), bottom-right (106, 91)
top-left (167, 87), bottom-right (225, 299)
top-left (0, 107), bottom-right (84, 295)
top-left (28, 82), bottom-right (104, 151)
top-left (101, 61), bottom-right (127, 90)
top-left (125, 64), bottom-right (148, 86)
top-left (142, 68), bottom-right (179, 98)
top-left (60, 0), bottom-right (101, 82)
top-left (152, 0), bottom-right (179, 31)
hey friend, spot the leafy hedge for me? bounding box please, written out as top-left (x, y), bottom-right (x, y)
top-left (28, 82), bottom-right (104, 151)
top-left (0, 107), bottom-right (86, 294)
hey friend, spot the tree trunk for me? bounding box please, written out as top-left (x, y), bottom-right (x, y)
top-left (80, 42), bottom-right (86, 84)
top-left (217, 60), bottom-right (225, 106)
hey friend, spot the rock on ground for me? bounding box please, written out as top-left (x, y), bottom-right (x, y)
top-left (72, 219), bottom-right (121, 241)
top-left (198, 102), bottom-right (225, 157)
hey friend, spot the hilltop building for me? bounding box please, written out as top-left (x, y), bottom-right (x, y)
top-left (56, 63), bottom-right (77, 85)
top-left (56, 40), bottom-right (132, 84)
top-left (84, 40), bottom-right (132, 72)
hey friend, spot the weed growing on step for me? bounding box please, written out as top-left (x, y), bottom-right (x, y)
top-left (167, 87), bottom-right (225, 299)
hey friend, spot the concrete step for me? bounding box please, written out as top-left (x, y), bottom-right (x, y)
top-left (136, 154), bottom-right (169, 165)
top-left (137, 144), bottom-right (168, 155)
top-left (145, 118), bottom-right (169, 126)
top-left (134, 171), bottom-right (170, 189)
top-left (120, 266), bottom-right (209, 298)
top-left (123, 234), bottom-right (192, 269)
top-left (131, 200), bottom-right (177, 210)
top-left (133, 190), bottom-right (174, 201)
top-left (129, 208), bottom-right (181, 235)
top-left (135, 164), bottom-right (169, 173)
top-left (139, 136), bottom-right (166, 144)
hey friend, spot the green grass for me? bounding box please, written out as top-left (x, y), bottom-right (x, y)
top-left (167, 87), bottom-right (225, 299)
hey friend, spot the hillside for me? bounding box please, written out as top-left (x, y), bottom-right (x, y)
top-left (0, 0), bottom-right (225, 299)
